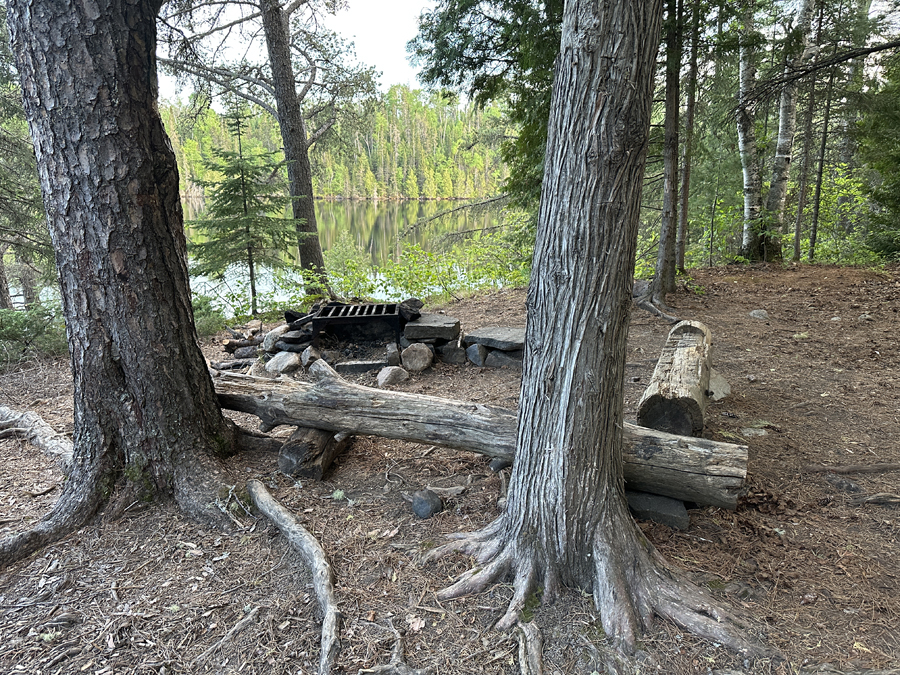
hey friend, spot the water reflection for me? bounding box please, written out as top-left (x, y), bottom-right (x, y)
top-left (315, 199), bottom-right (502, 265)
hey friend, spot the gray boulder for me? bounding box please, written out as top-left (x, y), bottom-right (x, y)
top-left (401, 343), bottom-right (433, 372)
top-left (411, 489), bottom-right (444, 519)
top-left (377, 366), bottom-right (410, 388)
top-left (465, 343), bottom-right (489, 367)
top-left (265, 350), bottom-right (303, 375)
top-left (464, 327), bottom-right (526, 351)
top-left (404, 313), bottom-right (460, 341)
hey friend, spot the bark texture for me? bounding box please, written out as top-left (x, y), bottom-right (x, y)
top-left (2, 0), bottom-right (234, 568)
top-left (0, 243), bottom-right (12, 309)
top-left (259, 0), bottom-right (328, 287)
top-left (424, 0), bottom-right (763, 656)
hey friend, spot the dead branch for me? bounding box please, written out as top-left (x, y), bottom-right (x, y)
top-left (803, 463), bottom-right (900, 475)
top-left (0, 405), bottom-right (72, 472)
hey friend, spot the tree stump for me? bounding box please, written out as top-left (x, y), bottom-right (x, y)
top-left (637, 320), bottom-right (713, 436)
top-left (278, 428), bottom-right (352, 480)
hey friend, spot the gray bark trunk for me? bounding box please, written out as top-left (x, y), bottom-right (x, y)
top-left (0, 244), bottom-right (13, 310)
top-left (2, 0), bottom-right (233, 568)
top-left (655, 0), bottom-right (680, 297)
top-left (763, 0), bottom-right (816, 244)
top-left (737, 3), bottom-right (764, 260)
top-left (677, 0), bottom-right (701, 274)
top-left (258, 0), bottom-right (328, 288)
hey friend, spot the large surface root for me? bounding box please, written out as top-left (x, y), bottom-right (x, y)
top-left (0, 404), bottom-right (73, 471)
top-left (426, 516), bottom-right (771, 661)
top-left (247, 479), bottom-right (341, 675)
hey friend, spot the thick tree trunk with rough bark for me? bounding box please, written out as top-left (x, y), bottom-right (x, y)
top-left (1, 0), bottom-right (235, 569)
top-left (677, 0), bottom-right (701, 274)
top-left (259, 0), bottom-right (328, 288)
top-left (423, 0), bottom-right (763, 656)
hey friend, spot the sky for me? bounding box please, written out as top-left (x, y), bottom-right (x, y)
top-left (323, 0), bottom-right (435, 90)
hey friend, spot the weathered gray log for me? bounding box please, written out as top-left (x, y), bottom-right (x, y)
top-left (209, 358), bottom-right (257, 371)
top-left (278, 428), bottom-right (352, 480)
top-left (213, 362), bottom-right (746, 509)
top-left (637, 320), bottom-right (713, 436)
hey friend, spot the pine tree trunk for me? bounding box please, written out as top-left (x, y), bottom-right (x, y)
top-left (809, 69), bottom-right (836, 262)
top-left (653, 0), bottom-right (681, 298)
top-left (737, 2), bottom-right (764, 261)
top-left (259, 0), bottom-right (328, 289)
top-left (677, 0), bottom-right (701, 274)
top-left (793, 75), bottom-right (817, 261)
top-left (3, 0), bottom-right (234, 567)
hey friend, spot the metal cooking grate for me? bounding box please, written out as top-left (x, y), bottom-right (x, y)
top-left (311, 303), bottom-right (401, 343)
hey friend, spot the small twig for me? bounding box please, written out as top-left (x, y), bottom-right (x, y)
top-left (193, 606), bottom-right (261, 664)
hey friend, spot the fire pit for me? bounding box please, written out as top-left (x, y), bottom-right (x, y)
top-left (311, 302), bottom-right (401, 345)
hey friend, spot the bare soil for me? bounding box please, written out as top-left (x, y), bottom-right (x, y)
top-left (1, 264), bottom-right (898, 675)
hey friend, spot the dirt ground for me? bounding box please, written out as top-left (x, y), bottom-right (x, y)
top-left (1, 263), bottom-right (898, 675)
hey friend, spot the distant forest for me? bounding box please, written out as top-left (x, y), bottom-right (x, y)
top-left (160, 85), bottom-right (509, 212)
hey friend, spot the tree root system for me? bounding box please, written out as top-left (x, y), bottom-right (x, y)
top-left (247, 479), bottom-right (341, 675)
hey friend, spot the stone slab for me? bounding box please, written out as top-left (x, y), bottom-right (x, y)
top-left (334, 359), bottom-right (389, 375)
top-left (625, 490), bottom-right (690, 530)
top-left (466, 343), bottom-right (489, 367)
top-left (464, 327), bottom-right (526, 351)
top-left (404, 313), bottom-right (460, 341)
top-left (485, 349), bottom-right (523, 369)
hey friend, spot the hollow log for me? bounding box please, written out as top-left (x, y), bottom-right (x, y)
top-left (638, 320), bottom-right (713, 436)
top-left (214, 362), bottom-right (746, 508)
top-left (278, 428), bottom-right (352, 480)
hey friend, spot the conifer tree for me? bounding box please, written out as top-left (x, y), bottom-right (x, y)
top-left (189, 112), bottom-right (298, 315)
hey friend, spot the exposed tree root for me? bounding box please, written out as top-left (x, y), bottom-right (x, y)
top-left (0, 405), bottom-right (73, 471)
top-left (426, 510), bottom-right (772, 661)
top-left (516, 621), bottom-right (544, 675)
top-left (247, 479), bottom-right (341, 675)
top-left (633, 294), bottom-right (681, 324)
top-left (357, 622), bottom-right (433, 675)
top-left (0, 452), bottom-right (104, 570)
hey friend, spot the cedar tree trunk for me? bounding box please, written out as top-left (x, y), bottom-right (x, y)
top-left (426, 0), bottom-right (761, 655)
top-left (259, 0), bottom-right (329, 290)
top-left (2, 0), bottom-right (235, 568)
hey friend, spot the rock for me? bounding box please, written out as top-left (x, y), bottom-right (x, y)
top-left (404, 313), bottom-right (460, 341)
top-left (485, 349), bottom-right (524, 369)
top-left (464, 327), bottom-right (526, 351)
top-left (249, 360), bottom-right (275, 379)
top-left (265, 350), bottom-right (303, 375)
top-left (280, 329), bottom-right (311, 344)
top-left (335, 359), bottom-right (389, 375)
top-left (748, 309), bottom-right (769, 320)
top-left (625, 490), bottom-right (690, 530)
top-left (632, 279), bottom-right (650, 298)
top-left (466, 343), bottom-right (489, 367)
top-left (858, 313), bottom-right (873, 321)
top-left (830, 316), bottom-right (841, 322)
top-left (399, 298), bottom-right (424, 323)
top-left (438, 346), bottom-right (467, 365)
top-left (399, 335), bottom-right (411, 349)
top-left (386, 342), bottom-right (401, 366)
top-left (321, 349), bottom-right (341, 363)
top-left (233, 345), bottom-right (259, 360)
top-left (708, 368), bottom-right (731, 402)
top-left (401, 343), bottom-right (433, 372)
top-left (740, 427), bottom-right (768, 437)
top-left (489, 457), bottom-right (512, 472)
top-left (262, 324), bottom-right (292, 352)
top-left (273, 340), bottom-right (310, 353)
top-left (301, 346), bottom-right (321, 368)
top-left (411, 489), bottom-right (444, 519)
top-left (377, 366), bottom-right (410, 388)
top-left (824, 472), bottom-right (863, 494)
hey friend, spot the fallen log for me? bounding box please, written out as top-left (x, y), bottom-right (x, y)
top-left (637, 320), bottom-right (713, 436)
top-left (278, 428), bottom-right (352, 480)
top-left (222, 334), bottom-right (265, 354)
top-left (214, 361), bottom-right (747, 509)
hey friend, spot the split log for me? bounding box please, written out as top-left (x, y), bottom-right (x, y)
top-left (637, 320), bottom-right (713, 436)
top-left (213, 362), bottom-right (747, 509)
top-left (222, 334), bottom-right (264, 354)
top-left (278, 428), bottom-right (352, 480)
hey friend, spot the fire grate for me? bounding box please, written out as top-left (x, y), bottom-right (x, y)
top-left (311, 302), bottom-right (401, 344)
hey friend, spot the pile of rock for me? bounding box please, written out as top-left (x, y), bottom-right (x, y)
top-left (462, 327), bottom-right (525, 369)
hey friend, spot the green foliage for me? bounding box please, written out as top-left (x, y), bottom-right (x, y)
top-left (0, 304), bottom-right (67, 366)
top-left (191, 294), bottom-right (227, 337)
top-left (188, 111), bottom-right (300, 315)
top-left (323, 231), bottom-right (378, 299)
top-left (857, 56), bottom-right (900, 258)
top-left (410, 0), bottom-right (562, 208)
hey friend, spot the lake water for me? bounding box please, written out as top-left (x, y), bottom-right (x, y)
top-left (314, 199), bottom-right (502, 265)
